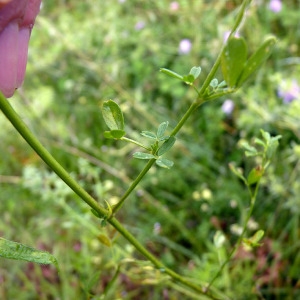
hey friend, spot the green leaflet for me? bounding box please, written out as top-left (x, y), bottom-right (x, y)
top-left (243, 230), bottom-right (264, 248)
top-left (0, 238), bottom-right (59, 269)
top-left (141, 131), bottom-right (157, 139)
top-left (157, 136), bottom-right (176, 156)
top-left (160, 66), bottom-right (201, 85)
top-left (189, 66), bottom-right (201, 79)
top-left (104, 129), bottom-right (126, 139)
top-left (133, 152), bottom-right (156, 160)
top-left (159, 68), bottom-right (183, 80)
top-left (221, 37), bottom-right (248, 88)
top-left (156, 121), bottom-right (169, 139)
top-left (102, 100), bottom-right (125, 131)
top-left (247, 166), bottom-right (264, 185)
top-left (237, 36), bottom-right (277, 87)
top-left (156, 158), bottom-right (174, 169)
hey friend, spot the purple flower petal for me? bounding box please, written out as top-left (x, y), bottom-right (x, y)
top-left (222, 99), bottom-right (235, 115)
top-left (0, 22), bottom-right (18, 97)
top-left (135, 21), bottom-right (145, 31)
top-left (170, 2), bottom-right (179, 11)
top-left (269, 0), bottom-right (282, 13)
top-left (0, 0), bottom-right (41, 98)
top-left (278, 80), bottom-right (300, 104)
top-left (179, 39), bottom-right (192, 55)
top-left (17, 27), bottom-right (30, 87)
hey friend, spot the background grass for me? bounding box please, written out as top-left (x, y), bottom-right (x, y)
top-left (1, 0), bottom-right (300, 299)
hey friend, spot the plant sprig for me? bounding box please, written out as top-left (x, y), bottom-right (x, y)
top-left (0, 0), bottom-right (279, 298)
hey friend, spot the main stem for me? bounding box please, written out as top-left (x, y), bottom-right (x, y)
top-left (112, 158), bottom-right (155, 214)
top-left (0, 94), bottom-right (107, 218)
top-left (171, 101), bottom-right (201, 136)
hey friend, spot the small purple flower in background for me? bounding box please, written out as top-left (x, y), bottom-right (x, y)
top-left (222, 99), bottom-right (235, 115)
top-left (153, 222), bottom-right (161, 235)
top-left (269, 0), bottom-right (282, 13)
top-left (178, 39), bottom-right (192, 55)
top-left (0, 0), bottom-right (41, 98)
top-left (278, 80), bottom-right (300, 104)
top-left (170, 1), bottom-right (179, 11)
top-left (135, 21), bottom-right (145, 31)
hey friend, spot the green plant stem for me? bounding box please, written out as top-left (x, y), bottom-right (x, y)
top-left (120, 136), bottom-right (152, 151)
top-left (0, 3), bottom-right (253, 297)
top-left (112, 158), bottom-right (156, 214)
top-left (0, 93), bottom-right (108, 218)
top-left (205, 88), bottom-right (236, 101)
top-left (112, 0), bottom-right (252, 218)
top-left (0, 93), bottom-right (219, 299)
top-left (113, 100), bottom-right (204, 215)
top-left (170, 101), bottom-right (201, 136)
top-left (110, 216), bottom-right (220, 299)
top-left (0, 93), bottom-right (220, 298)
top-left (103, 265), bottom-right (120, 298)
top-left (205, 181), bottom-right (260, 293)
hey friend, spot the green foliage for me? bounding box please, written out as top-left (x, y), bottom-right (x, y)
top-left (0, 238), bottom-right (59, 269)
top-left (230, 130), bottom-right (281, 189)
top-left (160, 66), bottom-right (202, 86)
top-left (102, 100), bottom-right (125, 131)
top-left (102, 100), bottom-right (126, 139)
top-left (243, 230), bottom-right (264, 248)
top-left (1, 0), bottom-right (300, 299)
top-left (102, 104), bottom-right (177, 169)
top-left (221, 36), bottom-right (277, 88)
top-left (221, 37), bottom-right (248, 88)
top-left (237, 36), bottom-right (277, 86)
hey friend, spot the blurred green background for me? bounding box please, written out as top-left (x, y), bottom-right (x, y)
top-left (1, 0), bottom-right (300, 299)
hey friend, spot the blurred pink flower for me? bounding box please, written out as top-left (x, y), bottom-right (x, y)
top-left (0, 0), bottom-right (41, 98)
top-left (278, 80), bottom-right (300, 104)
top-left (170, 2), bottom-right (179, 11)
top-left (222, 99), bottom-right (235, 115)
top-left (135, 21), bottom-right (145, 31)
top-left (178, 39), bottom-right (192, 55)
top-left (269, 0), bottom-right (282, 13)
top-left (153, 222), bottom-right (161, 235)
